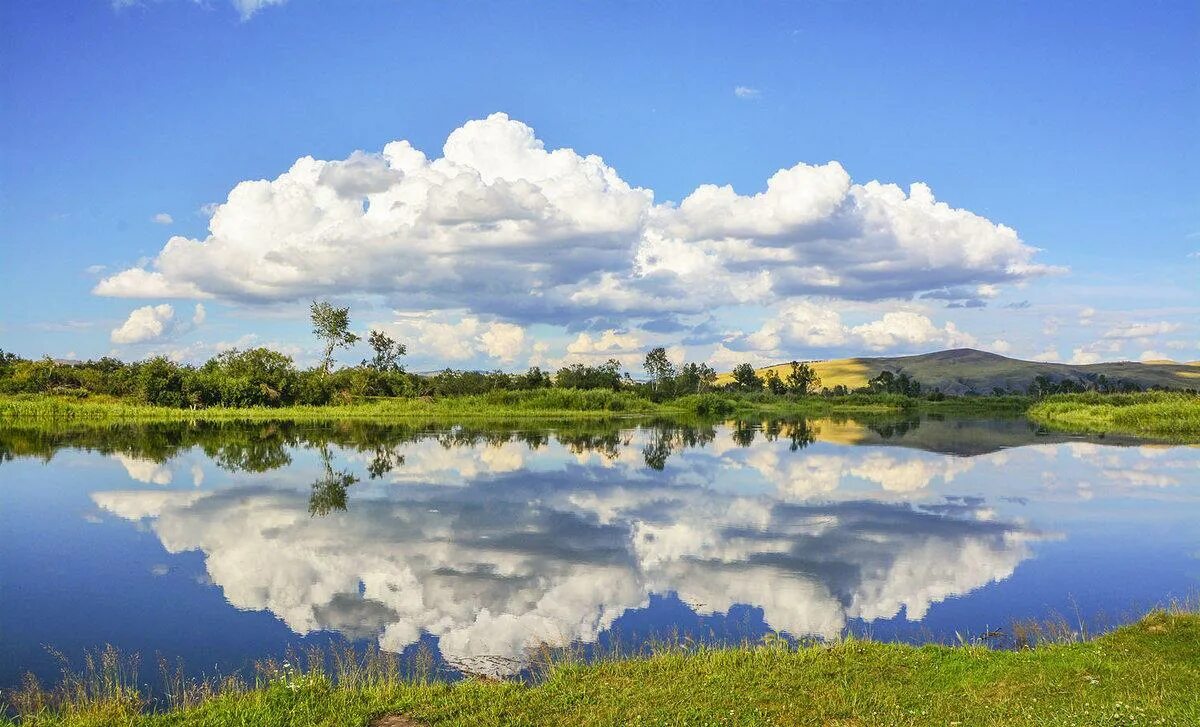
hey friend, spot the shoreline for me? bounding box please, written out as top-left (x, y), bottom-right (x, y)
top-left (0, 391), bottom-right (1029, 424)
top-left (3, 391), bottom-right (1198, 440)
top-left (5, 610), bottom-right (1197, 726)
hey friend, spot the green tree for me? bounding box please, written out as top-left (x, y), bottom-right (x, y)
top-left (784, 361), bottom-right (820, 395)
top-left (675, 362), bottom-right (717, 395)
top-left (764, 369), bottom-right (787, 395)
top-left (364, 329), bottom-right (406, 372)
top-left (310, 301), bottom-right (360, 374)
top-left (731, 363), bottom-right (764, 392)
top-left (643, 347), bottom-right (677, 394)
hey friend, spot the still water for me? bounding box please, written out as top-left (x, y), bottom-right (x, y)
top-left (2, 415), bottom-right (1197, 686)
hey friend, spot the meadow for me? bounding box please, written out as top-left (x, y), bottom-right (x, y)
top-left (1027, 391), bottom-right (1200, 438)
top-left (5, 610), bottom-right (1197, 727)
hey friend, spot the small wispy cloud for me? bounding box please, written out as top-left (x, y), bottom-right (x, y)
top-left (152, 212), bottom-right (174, 225)
top-left (113, 0), bottom-right (287, 21)
top-left (733, 86), bottom-right (761, 99)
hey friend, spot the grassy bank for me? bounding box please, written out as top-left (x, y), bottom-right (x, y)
top-left (5, 611), bottom-right (1198, 726)
top-left (0, 391), bottom-right (1025, 425)
top-left (1028, 391), bottom-right (1200, 438)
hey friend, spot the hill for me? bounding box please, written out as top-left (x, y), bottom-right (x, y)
top-left (716, 348), bottom-right (1200, 395)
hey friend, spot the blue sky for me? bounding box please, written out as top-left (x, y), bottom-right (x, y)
top-left (2, 0), bottom-right (1197, 371)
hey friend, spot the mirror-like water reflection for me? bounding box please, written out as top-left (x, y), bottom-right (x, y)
top-left (1, 415), bottom-right (1197, 685)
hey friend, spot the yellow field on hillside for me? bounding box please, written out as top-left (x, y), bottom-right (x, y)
top-left (714, 358), bottom-right (873, 389)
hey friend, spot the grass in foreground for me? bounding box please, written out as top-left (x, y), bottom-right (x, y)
top-left (1028, 391), bottom-right (1200, 438)
top-left (6, 611), bottom-right (1198, 727)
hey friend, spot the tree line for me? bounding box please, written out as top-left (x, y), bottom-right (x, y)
top-left (0, 300), bottom-right (1168, 409)
top-left (0, 302), bottom-right (764, 408)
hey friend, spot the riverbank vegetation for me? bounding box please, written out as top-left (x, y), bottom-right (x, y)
top-left (4, 609), bottom-right (1197, 726)
top-left (1028, 391), bottom-right (1200, 438)
top-left (2, 301), bottom-right (1196, 431)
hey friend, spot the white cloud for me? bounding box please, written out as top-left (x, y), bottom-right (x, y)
top-left (229, 0), bottom-right (287, 19)
top-left (113, 0), bottom-right (286, 20)
top-left (850, 312), bottom-right (976, 351)
top-left (93, 114), bottom-right (1053, 329)
top-left (478, 322), bottom-right (526, 363)
top-left (1139, 350), bottom-right (1173, 362)
top-left (1069, 338), bottom-right (1121, 365)
top-left (110, 303), bottom-right (206, 345)
top-left (152, 212), bottom-right (174, 225)
top-left (560, 329), bottom-right (644, 368)
top-left (1030, 348), bottom-right (1060, 363)
top-left (733, 86), bottom-right (761, 99)
top-left (1102, 321), bottom-right (1180, 340)
top-left (716, 306), bottom-right (982, 365)
top-left (383, 311), bottom-right (529, 364)
top-left (989, 339), bottom-right (1011, 354)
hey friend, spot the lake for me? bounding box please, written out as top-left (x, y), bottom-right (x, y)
top-left (2, 414), bottom-right (1197, 688)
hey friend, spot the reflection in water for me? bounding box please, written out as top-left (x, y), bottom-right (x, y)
top-left (74, 418), bottom-right (1047, 675)
top-left (308, 445), bottom-right (359, 516)
top-left (3, 415), bottom-right (1196, 683)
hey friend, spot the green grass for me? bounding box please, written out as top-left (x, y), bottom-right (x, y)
top-left (5, 611), bottom-right (1198, 726)
top-left (1028, 391), bottom-right (1200, 438)
top-left (0, 391), bottom-right (1026, 425)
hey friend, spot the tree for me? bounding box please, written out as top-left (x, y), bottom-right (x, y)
top-left (554, 359), bottom-right (623, 390)
top-left (310, 301), bottom-right (360, 374)
top-left (364, 329), bottom-right (406, 372)
top-left (676, 362), bottom-right (717, 395)
top-left (731, 363), bottom-right (763, 392)
top-left (784, 361), bottom-right (820, 395)
top-left (643, 347), bottom-right (677, 392)
top-left (764, 369), bottom-right (787, 395)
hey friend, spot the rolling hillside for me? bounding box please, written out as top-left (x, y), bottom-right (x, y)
top-left (716, 348), bottom-right (1200, 395)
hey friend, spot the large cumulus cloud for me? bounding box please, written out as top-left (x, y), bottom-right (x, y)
top-left (95, 114), bottom-right (1054, 325)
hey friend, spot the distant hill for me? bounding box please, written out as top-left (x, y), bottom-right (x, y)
top-left (715, 348), bottom-right (1200, 395)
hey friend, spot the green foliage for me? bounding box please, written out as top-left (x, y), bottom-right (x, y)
top-left (866, 370), bottom-right (922, 396)
top-left (784, 360), bottom-right (820, 395)
top-left (364, 329), bottom-right (407, 372)
top-left (310, 300), bottom-right (360, 373)
top-left (553, 359), bottom-right (623, 390)
top-left (1028, 391), bottom-right (1200, 437)
top-left (730, 362), bottom-right (764, 392)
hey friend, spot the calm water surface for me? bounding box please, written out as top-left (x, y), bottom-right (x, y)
top-left (2, 415), bottom-right (1197, 686)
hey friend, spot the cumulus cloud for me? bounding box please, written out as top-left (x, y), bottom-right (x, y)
top-left (110, 303), bottom-right (206, 345)
top-left (93, 114), bottom-right (1054, 330)
top-left (152, 212), bottom-right (173, 225)
top-left (383, 311), bottom-right (529, 363)
top-left (717, 305), bottom-right (978, 365)
top-left (733, 86), bottom-right (761, 99)
top-left (851, 312), bottom-right (976, 351)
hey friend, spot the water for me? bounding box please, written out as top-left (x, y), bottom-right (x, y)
top-left (1, 415), bottom-right (1197, 687)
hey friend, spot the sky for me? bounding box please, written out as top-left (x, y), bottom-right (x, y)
top-left (1, 0), bottom-right (1197, 372)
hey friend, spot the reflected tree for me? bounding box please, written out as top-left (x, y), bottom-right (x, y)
top-left (309, 445), bottom-right (360, 516)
